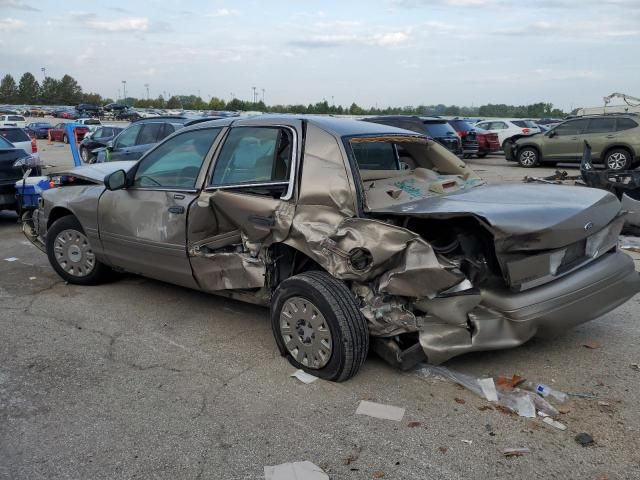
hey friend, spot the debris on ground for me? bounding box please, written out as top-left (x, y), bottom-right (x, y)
top-left (454, 397), bottom-right (466, 404)
top-left (290, 369), bottom-right (319, 384)
top-left (264, 461), bottom-right (329, 480)
top-left (631, 363), bottom-right (640, 371)
top-left (502, 448), bottom-right (530, 457)
top-left (356, 400), bottom-right (405, 421)
top-left (3, 257), bottom-right (18, 262)
top-left (478, 378), bottom-right (499, 401)
top-left (619, 235), bottom-right (640, 253)
top-left (342, 445), bottom-right (362, 465)
top-left (478, 405), bottom-right (494, 411)
top-left (28, 276), bottom-right (36, 280)
top-left (407, 421), bottom-right (422, 428)
top-left (372, 471), bottom-right (385, 478)
top-left (461, 439), bottom-right (473, 445)
top-left (438, 447), bottom-right (448, 454)
top-left (575, 432), bottom-right (595, 447)
top-left (542, 417), bottom-right (567, 431)
top-left (583, 341), bottom-right (602, 349)
top-left (495, 375), bottom-right (524, 390)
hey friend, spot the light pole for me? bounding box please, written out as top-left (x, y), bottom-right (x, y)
top-left (261, 88), bottom-right (265, 103)
top-left (121, 80), bottom-right (127, 105)
top-left (41, 67), bottom-right (46, 80)
top-left (144, 83), bottom-right (150, 100)
top-left (252, 86), bottom-right (257, 104)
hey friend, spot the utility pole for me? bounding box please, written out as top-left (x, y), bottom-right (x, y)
top-left (252, 86), bottom-right (257, 104)
top-left (121, 80), bottom-right (127, 105)
top-left (261, 88), bottom-right (265, 103)
top-left (144, 83), bottom-right (150, 100)
top-left (41, 67), bottom-right (46, 80)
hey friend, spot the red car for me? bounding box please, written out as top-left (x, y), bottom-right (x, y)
top-left (49, 123), bottom-right (90, 143)
top-left (448, 119), bottom-right (500, 158)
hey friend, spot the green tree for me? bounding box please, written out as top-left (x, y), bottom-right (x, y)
top-left (166, 96), bottom-right (182, 109)
top-left (348, 102), bottom-right (364, 115)
top-left (81, 92), bottom-right (103, 105)
top-left (58, 74), bottom-right (83, 104)
top-left (0, 74), bottom-right (19, 104)
top-left (18, 72), bottom-right (40, 104)
top-left (40, 77), bottom-right (60, 104)
top-left (226, 98), bottom-right (246, 111)
top-left (208, 96), bottom-right (226, 110)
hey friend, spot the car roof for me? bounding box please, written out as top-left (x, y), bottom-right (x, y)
top-left (182, 114), bottom-right (426, 138)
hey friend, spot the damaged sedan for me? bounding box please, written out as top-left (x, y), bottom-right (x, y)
top-left (24, 116), bottom-right (640, 381)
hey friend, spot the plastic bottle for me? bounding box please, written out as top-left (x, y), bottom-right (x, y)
top-left (533, 383), bottom-right (568, 403)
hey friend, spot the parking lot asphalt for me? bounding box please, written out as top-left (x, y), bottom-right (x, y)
top-left (2, 138), bottom-right (640, 479)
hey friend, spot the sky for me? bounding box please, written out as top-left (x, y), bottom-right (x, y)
top-left (1, 0), bottom-right (639, 111)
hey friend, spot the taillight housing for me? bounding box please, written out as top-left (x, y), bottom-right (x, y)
top-left (31, 137), bottom-right (38, 153)
top-left (522, 128), bottom-right (530, 134)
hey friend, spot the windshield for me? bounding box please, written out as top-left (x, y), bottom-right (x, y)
top-left (449, 120), bottom-right (476, 131)
top-left (0, 128), bottom-right (29, 143)
top-left (347, 135), bottom-right (484, 210)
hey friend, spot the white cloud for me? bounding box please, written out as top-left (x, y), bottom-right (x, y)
top-left (207, 8), bottom-right (240, 17)
top-left (0, 0), bottom-right (38, 11)
top-left (0, 17), bottom-right (24, 32)
top-left (87, 17), bottom-right (149, 32)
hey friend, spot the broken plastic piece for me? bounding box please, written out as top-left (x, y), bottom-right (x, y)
top-left (264, 461), bottom-right (329, 480)
top-left (478, 378), bottom-right (498, 402)
top-left (356, 400), bottom-right (405, 421)
top-left (290, 370), bottom-right (318, 384)
top-left (501, 393), bottom-right (536, 418)
top-left (575, 432), bottom-right (595, 447)
top-left (461, 439), bottom-right (473, 445)
top-left (502, 448), bottom-right (530, 457)
top-left (4, 257), bottom-right (18, 262)
top-left (542, 417), bottom-right (567, 431)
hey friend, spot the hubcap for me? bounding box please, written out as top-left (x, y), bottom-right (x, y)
top-left (520, 150), bottom-right (536, 166)
top-left (53, 229), bottom-right (96, 277)
top-left (608, 152), bottom-right (627, 170)
top-left (81, 149), bottom-right (88, 161)
top-left (279, 296), bottom-right (332, 369)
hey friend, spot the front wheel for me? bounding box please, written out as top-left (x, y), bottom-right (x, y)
top-left (605, 148), bottom-right (631, 171)
top-left (80, 147), bottom-right (91, 163)
top-left (271, 271), bottom-right (369, 382)
top-left (518, 147), bottom-right (539, 167)
top-left (46, 216), bottom-right (113, 285)
top-left (62, 134), bottom-right (68, 144)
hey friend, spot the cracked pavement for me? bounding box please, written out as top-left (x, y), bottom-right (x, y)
top-left (1, 151), bottom-right (640, 479)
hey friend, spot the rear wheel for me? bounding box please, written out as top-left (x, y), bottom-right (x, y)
top-left (518, 147), bottom-right (539, 167)
top-left (271, 271), bottom-right (369, 382)
top-left (80, 147), bottom-right (91, 163)
top-left (605, 148), bottom-right (631, 171)
top-left (476, 152), bottom-right (488, 158)
top-left (62, 134), bottom-right (68, 144)
top-left (46, 216), bottom-right (112, 285)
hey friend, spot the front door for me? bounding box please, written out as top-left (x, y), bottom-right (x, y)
top-left (187, 123), bottom-right (300, 292)
top-left (98, 127), bottom-right (221, 288)
top-left (581, 117), bottom-right (616, 160)
top-left (543, 118), bottom-right (589, 162)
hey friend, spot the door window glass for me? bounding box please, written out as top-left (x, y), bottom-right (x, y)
top-left (616, 118), bottom-right (638, 131)
top-left (352, 142), bottom-right (399, 170)
top-left (553, 119), bottom-right (588, 136)
top-left (211, 127), bottom-right (293, 185)
top-left (133, 128), bottom-right (220, 189)
top-left (115, 124), bottom-right (142, 148)
top-left (489, 122), bottom-right (507, 130)
top-left (587, 118), bottom-right (616, 134)
top-left (137, 123), bottom-right (164, 145)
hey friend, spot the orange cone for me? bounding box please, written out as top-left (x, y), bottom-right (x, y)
top-left (47, 130), bottom-right (52, 145)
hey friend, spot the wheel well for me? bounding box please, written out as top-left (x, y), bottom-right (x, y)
top-left (519, 144), bottom-right (541, 157)
top-left (47, 207), bottom-right (74, 229)
top-left (267, 243), bottom-right (325, 289)
top-left (602, 145), bottom-right (633, 161)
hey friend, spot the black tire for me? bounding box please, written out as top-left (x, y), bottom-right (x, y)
top-left (46, 215), bottom-right (112, 285)
top-left (80, 147), bottom-right (91, 163)
top-left (517, 146), bottom-right (539, 168)
top-left (476, 152), bottom-right (488, 158)
top-left (604, 148), bottom-right (632, 171)
top-left (271, 271), bottom-right (369, 382)
top-left (62, 134), bottom-right (68, 144)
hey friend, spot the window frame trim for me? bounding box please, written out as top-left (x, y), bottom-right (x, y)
top-left (204, 125), bottom-right (298, 201)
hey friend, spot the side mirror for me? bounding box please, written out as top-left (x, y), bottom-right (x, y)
top-left (548, 130), bottom-right (556, 138)
top-left (104, 169), bottom-right (127, 191)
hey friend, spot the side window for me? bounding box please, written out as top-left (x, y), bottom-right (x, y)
top-left (489, 122), bottom-right (507, 130)
top-left (160, 123), bottom-right (176, 140)
top-left (617, 118), bottom-right (638, 131)
top-left (476, 122), bottom-right (489, 130)
top-left (351, 141), bottom-right (399, 170)
top-left (133, 128), bottom-right (220, 189)
top-left (137, 123), bottom-right (164, 145)
top-left (115, 124), bottom-right (143, 149)
top-left (554, 119), bottom-right (588, 136)
top-left (587, 118), bottom-right (616, 134)
top-left (210, 127), bottom-right (293, 186)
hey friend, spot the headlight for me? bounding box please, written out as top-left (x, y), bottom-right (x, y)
top-left (13, 155), bottom-right (41, 168)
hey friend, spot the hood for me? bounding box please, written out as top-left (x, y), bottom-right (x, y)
top-left (371, 183), bottom-right (621, 251)
top-left (52, 161), bottom-right (136, 183)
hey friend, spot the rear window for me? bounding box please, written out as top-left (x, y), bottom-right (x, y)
top-left (351, 141), bottom-right (399, 170)
top-left (617, 118), bottom-right (638, 131)
top-left (512, 120), bottom-right (538, 128)
top-left (0, 128), bottom-right (30, 142)
top-left (8, 115), bottom-right (25, 121)
top-left (422, 121), bottom-right (457, 137)
top-left (0, 136), bottom-right (12, 148)
top-left (449, 120), bottom-right (475, 131)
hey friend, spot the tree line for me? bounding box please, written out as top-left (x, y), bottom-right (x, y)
top-left (0, 71), bottom-right (566, 118)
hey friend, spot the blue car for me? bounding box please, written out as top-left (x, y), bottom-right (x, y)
top-left (25, 122), bottom-right (53, 139)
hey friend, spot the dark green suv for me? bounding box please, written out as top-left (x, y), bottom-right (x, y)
top-left (508, 114), bottom-right (640, 170)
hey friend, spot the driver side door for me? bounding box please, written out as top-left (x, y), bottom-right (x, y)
top-left (98, 127), bottom-right (222, 288)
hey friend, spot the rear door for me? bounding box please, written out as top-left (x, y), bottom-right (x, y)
top-left (110, 123), bottom-right (143, 160)
top-left (187, 123), bottom-right (300, 292)
top-left (98, 127), bottom-right (221, 287)
top-left (582, 117), bottom-right (616, 160)
top-left (128, 122), bottom-right (168, 160)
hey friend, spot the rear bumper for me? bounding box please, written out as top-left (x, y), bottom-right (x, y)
top-left (419, 251), bottom-right (640, 363)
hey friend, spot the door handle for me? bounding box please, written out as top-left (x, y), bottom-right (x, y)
top-left (173, 194), bottom-right (185, 199)
top-left (168, 206), bottom-right (185, 214)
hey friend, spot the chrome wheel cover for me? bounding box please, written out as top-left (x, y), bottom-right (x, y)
top-left (279, 296), bottom-right (333, 369)
top-left (520, 150), bottom-right (536, 166)
top-left (53, 229), bottom-right (96, 277)
top-left (607, 152), bottom-right (627, 170)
